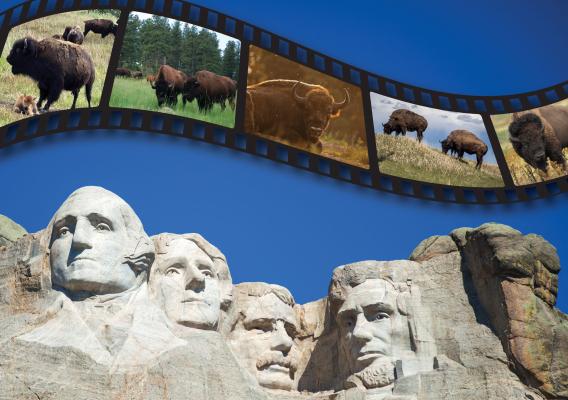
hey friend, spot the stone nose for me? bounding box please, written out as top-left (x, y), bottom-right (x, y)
top-left (71, 218), bottom-right (93, 251)
top-left (271, 321), bottom-right (293, 354)
top-left (184, 262), bottom-right (205, 291)
top-left (351, 313), bottom-right (373, 343)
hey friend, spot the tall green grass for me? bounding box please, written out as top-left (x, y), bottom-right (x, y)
top-left (0, 10), bottom-right (116, 127)
top-left (109, 77), bottom-right (236, 128)
top-left (377, 134), bottom-right (504, 187)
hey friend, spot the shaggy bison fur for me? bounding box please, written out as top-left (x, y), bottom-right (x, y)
top-left (183, 70), bottom-right (237, 113)
top-left (441, 130), bottom-right (488, 169)
top-left (62, 25), bottom-right (84, 45)
top-left (382, 109), bottom-right (428, 143)
top-left (509, 106), bottom-right (568, 172)
top-left (153, 64), bottom-right (188, 107)
top-left (244, 79), bottom-right (350, 152)
top-left (7, 37), bottom-right (95, 111)
top-left (83, 19), bottom-right (117, 38)
top-left (13, 94), bottom-right (39, 116)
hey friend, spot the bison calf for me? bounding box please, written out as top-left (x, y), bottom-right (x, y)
top-left (62, 25), bottom-right (84, 45)
top-left (509, 107), bottom-right (568, 173)
top-left (13, 94), bottom-right (39, 116)
top-left (382, 109), bottom-right (428, 143)
top-left (7, 37), bottom-right (95, 111)
top-left (441, 130), bottom-right (488, 169)
top-left (83, 19), bottom-right (117, 38)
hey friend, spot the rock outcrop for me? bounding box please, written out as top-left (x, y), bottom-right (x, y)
top-left (0, 214), bottom-right (27, 247)
top-left (0, 187), bottom-right (565, 400)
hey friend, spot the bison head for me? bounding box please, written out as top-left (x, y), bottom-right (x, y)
top-left (441, 139), bottom-right (450, 154)
top-left (292, 82), bottom-right (350, 142)
top-left (182, 76), bottom-right (200, 103)
top-left (509, 113), bottom-right (548, 171)
top-left (382, 122), bottom-right (394, 134)
top-left (154, 81), bottom-right (178, 107)
top-left (7, 37), bottom-right (38, 75)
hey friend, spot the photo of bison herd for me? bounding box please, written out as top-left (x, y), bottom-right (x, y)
top-left (109, 12), bottom-right (240, 128)
top-left (371, 93), bottom-right (504, 187)
top-left (245, 46), bottom-right (369, 168)
top-left (492, 99), bottom-right (568, 185)
top-left (0, 10), bottom-right (118, 126)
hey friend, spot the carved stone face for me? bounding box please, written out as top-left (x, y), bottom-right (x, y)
top-left (150, 238), bottom-right (221, 329)
top-left (336, 279), bottom-right (397, 374)
top-left (229, 292), bottom-right (298, 391)
top-left (50, 189), bottom-right (137, 295)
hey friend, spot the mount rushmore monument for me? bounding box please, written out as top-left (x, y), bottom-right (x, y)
top-left (0, 186), bottom-right (566, 399)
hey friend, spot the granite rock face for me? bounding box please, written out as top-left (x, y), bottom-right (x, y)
top-left (0, 187), bottom-right (566, 400)
top-left (0, 214), bottom-right (27, 247)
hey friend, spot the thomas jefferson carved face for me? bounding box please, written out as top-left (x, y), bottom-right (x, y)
top-left (336, 279), bottom-right (397, 387)
top-left (228, 285), bottom-right (299, 391)
top-left (150, 237), bottom-right (221, 329)
top-left (49, 187), bottom-right (150, 296)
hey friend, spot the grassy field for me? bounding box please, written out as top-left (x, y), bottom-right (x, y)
top-left (377, 134), bottom-right (504, 187)
top-left (0, 10), bottom-right (116, 127)
top-left (492, 100), bottom-right (568, 185)
top-left (109, 77), bottom-right (236, 128)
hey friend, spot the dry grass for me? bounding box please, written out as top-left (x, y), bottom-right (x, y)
top-left (491, 100), bottom-right (568, 185)
top-left (0, 10), bottom-right (116, 126)
top-left (376, 134), bottom-right (504, 187)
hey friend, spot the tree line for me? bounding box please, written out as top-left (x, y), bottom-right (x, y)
top-left (119, 14), bottom-right (240, 79)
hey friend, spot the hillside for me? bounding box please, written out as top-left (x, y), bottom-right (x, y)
top-left (376, 134), bottom-right (504, 187)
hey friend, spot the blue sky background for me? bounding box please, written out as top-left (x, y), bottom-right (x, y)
top-left (371, 92), bottom-right (497, 164)
top-left (0, 0), bottom-right (567, 313)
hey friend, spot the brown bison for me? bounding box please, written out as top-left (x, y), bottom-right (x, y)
top-left (83, 19), bottom-right (117, 38)
top-left (244, 79), bottom-right (350, 152)
top-left (62, 25), bottom-right (84, 45)
top-left (509, 106), bottom-right (568, 173)
top-left (13, 94), bottom-right (39, 116)
top-left (152, 64), bottom-right (188, 107)
top-left (116, 67), bottom-right (132, 77)
top-left (7, 37), bottom-right (95, 111)
top-left (131, 71), bottom-right (143, 79)
top-left (182, 70), bottom-right (237, 113)
top-left (382, 109), bottom-right (428, 143)
top-left (441, 130), bottom-right (488, 169)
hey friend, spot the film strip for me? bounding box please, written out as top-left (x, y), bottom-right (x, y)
top-left (0, 0), bottom-right (567, 204)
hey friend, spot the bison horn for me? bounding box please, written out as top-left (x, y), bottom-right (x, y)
top-left (24, 38), bottom-right (28, 50)
top-left (333, 88), bottom-right (350, 109)
top-left (509, 135), bottom-right (521, 143)
top-left (292, 81), bottom-right (307, 104)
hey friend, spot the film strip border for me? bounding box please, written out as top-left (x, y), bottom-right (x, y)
top-left (0, 0), bottom-right (566, 204)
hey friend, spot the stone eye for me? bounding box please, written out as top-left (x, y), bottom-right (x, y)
top-left (96, 223), bottom-right (110, 231)
top-left (58, 227), bottom-right (70, 237)
top-left (374, 312), bottom-right (390, 321)
top-left (165, 267), bottom-right (180, 275)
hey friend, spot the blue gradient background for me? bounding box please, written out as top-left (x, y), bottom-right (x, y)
top-left (0, 0), bottom-right (566, 312)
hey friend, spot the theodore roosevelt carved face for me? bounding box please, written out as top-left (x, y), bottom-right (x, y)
top-left (49, 186), bottom-right (154, 297)
top-left (228, 283), bottom-right (299, 391)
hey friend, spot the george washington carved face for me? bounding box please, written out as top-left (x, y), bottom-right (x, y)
top-left (49, 186), bottom-right (153, 297)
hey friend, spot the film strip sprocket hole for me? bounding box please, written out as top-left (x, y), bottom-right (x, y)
top-left (0, 0), bottom-right (567, 204)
